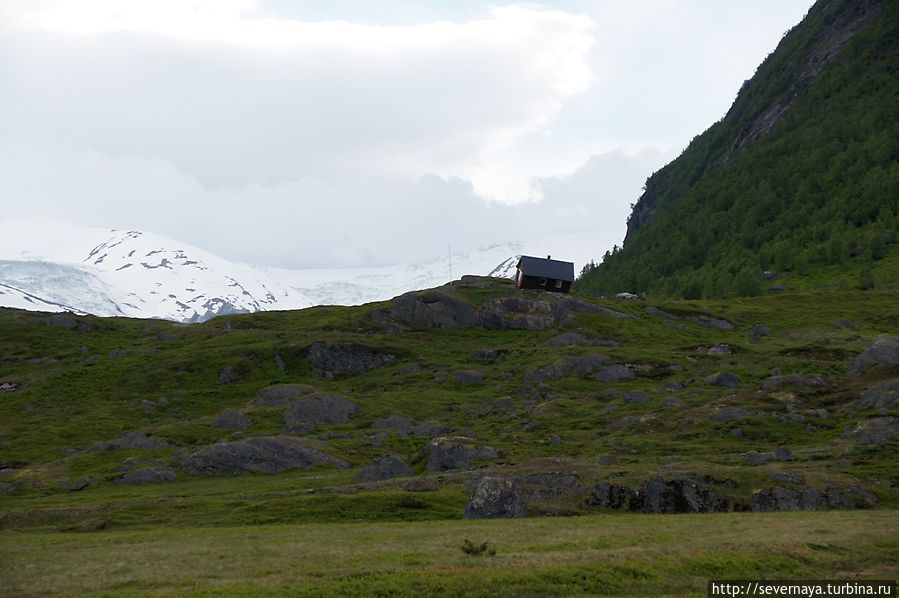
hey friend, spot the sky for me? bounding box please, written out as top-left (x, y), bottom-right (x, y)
top-left (0, 0), bottom-right (814, 269)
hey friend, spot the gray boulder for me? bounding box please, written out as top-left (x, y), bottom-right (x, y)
top-left (584, 482), bottom-right (630, 509)
top-left (308, 342), bottom-right (395, 378)
top-left (524, 355), bottom-right (608, 383)
top-left (751, 487), bottom-right (822, 511)
top-left (541, 332), bottom-right (618, 347)
top-left (762, 374), bottom-right (828, 390)
top-left (0, 482), bottom-right (16, 494)
top-left (256, 384), bottom-right (318, 407)
top-left (116, 431), bottom-right (168, 449)
top-left (852, 379), bottom-right (899, 414)
top-left (464, 477), bottom-right (527, 519)
top-left (848, 337), bottom-right (899, 375)
top-left (631, 477), bottom-right (726, 513)
top-left (454, 370), bottom-right (484, 385)
top-left (623, 390), bottom-right (651, 404)
top-left (425, 437), bottom-right (497, 471)
top-left (750, 325), bottom-right (772, 338)
top-left (354, 455), bottom-right (413, 482)
top-left (212, 409), bottom-right (252, 431)
top-left (181, 436), bottom-right (348, 475)
top-left (745, 451), bottom-right (774, 465)
top-left (595, 364), bottom-right (635, 382)
top-left (774, 447), bottom-right (793, 461)
top-left (843, 417), bottom-right (897, 445)
top-left (711, 407), bottom-right (752, 422)
top-left (284, 393), bottom-right (357, 427)
top-left (412, 421), bottom-right (453, 437)
top-left (705, 372), bottom-right (740, 388)
top-left (116, 467), bottom-right (176, 485)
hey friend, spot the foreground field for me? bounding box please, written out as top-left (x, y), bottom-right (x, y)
top-left (2, 510), bottom-right (897, 596)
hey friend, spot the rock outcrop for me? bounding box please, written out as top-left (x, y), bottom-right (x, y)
top-left (425, 437), bottom-right (497, 471)
top-left (307, 342), bottom-right (395, 378)
top-left (354, 455), bottom-right (413, 482)
top-left (464, 477), bottom-right (527, 519)
top-left (181, 436), bottom-right (348, 475)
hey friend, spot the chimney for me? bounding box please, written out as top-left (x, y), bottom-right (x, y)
top-left (547, 255), bottom-right (551, 260)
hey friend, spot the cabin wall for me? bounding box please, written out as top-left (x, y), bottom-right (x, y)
top-left (517, 274), bottom-right (571, 293)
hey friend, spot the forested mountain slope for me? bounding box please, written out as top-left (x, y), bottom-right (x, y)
top-left (577, 0), bottom-right (899, 298)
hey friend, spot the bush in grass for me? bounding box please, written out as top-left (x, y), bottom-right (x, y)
top-left (461, 539), bottom-right (496, 556)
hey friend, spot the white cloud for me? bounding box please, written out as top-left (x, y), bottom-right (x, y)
top-left (0, 0), bottom-right (813, 269)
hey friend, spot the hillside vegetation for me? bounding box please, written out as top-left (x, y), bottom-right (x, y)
top-left (0, 279), bottom-right (897, 594)
top-left (577, 0), bottom-right (899, 298)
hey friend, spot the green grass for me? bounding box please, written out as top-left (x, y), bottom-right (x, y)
top-left (1, 284), bottom-right (897, 594)
top-left (1, 511), bottom-right (896, 596)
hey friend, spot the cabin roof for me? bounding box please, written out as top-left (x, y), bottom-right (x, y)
top-left (516, 255), bottom-right (575, 282)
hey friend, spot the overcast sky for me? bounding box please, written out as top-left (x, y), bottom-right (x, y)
top-left (0, 0), bottom-right (814, 269)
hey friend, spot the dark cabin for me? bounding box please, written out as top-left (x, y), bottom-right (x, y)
top-left (515, 255), bottom-right (574, 293)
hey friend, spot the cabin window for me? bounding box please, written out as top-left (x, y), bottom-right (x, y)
top-left (539, 278), bottom-right (547, 286)
top-left (555, 279), bottom-right (563, 289)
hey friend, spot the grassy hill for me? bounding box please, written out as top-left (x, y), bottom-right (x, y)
top-left (576, 0), bottom-right (899, 298)
top-left (1, 279), bottom-right (897, 594)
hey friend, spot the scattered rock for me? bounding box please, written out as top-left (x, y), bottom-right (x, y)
top-left (0, 382), bottom-right (20, 392)
top-left (492, 397), bottom-right (515, 411)
top-left (805, 408), bottom-right (829, 419)
top-left (745, 451), bottom-right (774, 465)
top-left (751, 487), bottom-right (822, 511)
top-left (371, 416), bottom-right (414, 434)
top-left (374, 286), bottom-right (630, 332)
top-left (116, 467), bottom-right (176, 485)
top-left (403, 478), bottom-right (439, 492)
top-left (833, 320), bottom-right (859, 330)
top-left (412, 421), bottom-right (453, 437)
top-left (273, 354), bottom-right (286, 373)
top-left (525, 355), bottom-right (609, 382)
top-left (46, 313), bottom-right (94, 332)
top-left (256, 384), bottom-right (318, 407)
top-left (750, 325), bottom-right (772, 338)
top-left (116, 431), bottom-right (168, 450)
top-left (661, 397), bottom-right (681, 407)
top-left (852, 379), bottom-right (899, 414)
top-left (0, 482), bottom-right (16, 494)
top-left (705, 372), bottom-right (740, 388)
top-left (768, 470), bottom-right (804, 484)
top-left (212, 409), bottom-right (252, 431)
top-left (665, 381), bottom-right (684, 392)
top-left (631, 476), bottom-right (726, 513)
top-left (400, 363), bottom-right (422, 374)
top-left (464, 477), bottom-right (527, 519)
top-left (711, 407), bottom-right (752, 422)
top-left (218, 365), bottom-right (240, 385)
top-left (774, 447), bottom-right (793, 461)
top-left (847, 337), bottom-right (899, 375)
top-left (454, 370), bottom-right (484, 385)
top-left (181, 436), bottom-right (348, 475)
top-left (623, 390), bottom-right (651, 404)
top-left (471, 349), bottom-right (498, 362)
top-left (707, 344), bottom-right (732, 355)
top-left (541, 332), bottom-right (618, 347)
top-left (595, 364), bottom-right (635, 382)
top-left (843, 417), bottom-right (897, 445)
top-left (762, 374), bottom-right (828, 390)
top-left (597, 454), bottom-right (620, 465)
top-left (307, 342), bottom-right (395, 378)
top-left (63, 478), bottom-right (93, 492)
top-left (284, 393), bottom-right (357, 427)
top-left (355, 455), bottom-right (413, 482)
top-left (425, 437), bottom-right (497, 471)
top-left (584, 482), bottom-right (630, 509)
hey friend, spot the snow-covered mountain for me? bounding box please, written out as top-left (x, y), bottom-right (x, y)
top-left (0, 218), bottom-right (612, 322)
